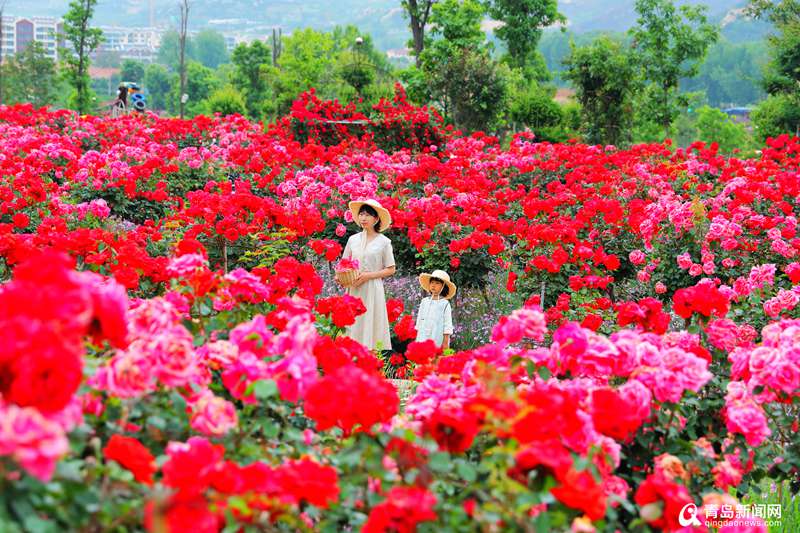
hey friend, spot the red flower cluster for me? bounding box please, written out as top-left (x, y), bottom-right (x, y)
top-left (315, 294), bottom-right (366, 328)
top-left (616, 297), bottom-right (671, 334)
top-left (590, 385), bottom-right (651, 441)
top-left (148, 437), bottom-right (340, 531)
top-left (386, 298), bottom-right (404, 323)
top-left (103, 434), bottom-right (157, 485)
top-left (424, 406), bottom-right (480, 453)
top-left (308, 238), bottom-right (342, 261)
top-left (312, 335), bottom-right (382, 375)
top-left (304, 365), bottom-right (399, 433)
top-left (634, 472), bottom-right (694, 531)
top-left (404, 340), bottom-right (441, 365)
top-left (673, 284), bottom-right (730, 319)
top-left (363, 486), bottom-right (437, 533)
top-left (0, 250), bottom-right (127, 414)
top-left (394, 314), bottom-right (418, 341)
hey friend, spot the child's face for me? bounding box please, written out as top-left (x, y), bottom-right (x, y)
top-left (358, 210), bottom-right (378, 230)
top-left (429, 279), bottom-right (444, 296)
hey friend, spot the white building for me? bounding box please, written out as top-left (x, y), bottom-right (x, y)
top-left (96, 26), bottom-right (164, 63)
top-left (0, 16), bottom-right (64, 62)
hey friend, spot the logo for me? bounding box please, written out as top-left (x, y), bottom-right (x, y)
top-left (679, 503), bottom-right (702, 527)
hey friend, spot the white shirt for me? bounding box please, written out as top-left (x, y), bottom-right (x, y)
top-left (415, 296), bottom-right (454, 347)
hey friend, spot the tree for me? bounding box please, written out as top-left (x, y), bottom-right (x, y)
top-left (178, 0), bottom-right (189, 119)
top-left (157, 29), bottom-right (195, 71)
top-left (0, 0), bottom-right (8, 105)
top-left (748, 0), bottom-right (800, 136)
top-left (195, 29), bottom-right (229, 69)
top-left (629, 0), bottom-right (718, 139)
top-left (680, 39), bottom-right (766, 106)
top-left (205, 85), bottom-right (246, 116)
top-left (694, 105), bottom-right (750, 153)
top-left (431, 47), bottom-right (511, 131)
top-left (331, 26), bottom-right (394, 100)
top-left (119, 59), bottom-right (145, 82)
top-left (61, 0), bottom-right (104, 114)
top-left (144, 63), bottom-right (174, 111)
top-left (485, 0), bottom-right (564, 77)
top-left (401, 0), bottom-right (436, 66)
top-left (563, 36), bottom-right (638, 146)
top-left (170, 61), bottom-right (220, 117)
top-left (751, 94), bottom-right (800, 140)
top-left (270, 28), bottom-right (338, 115)
top-left (418, 0), bottom-right (509, 131)
top-left (508, 81), bottom-right (564, 138)
top-left (1, 41), bottom-right (60, 107)
top-left (231, 40), bottom-right (271, 119)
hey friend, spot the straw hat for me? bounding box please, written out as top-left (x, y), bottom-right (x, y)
top-left (419, 269), bottom-right (457, 300)
top-left (348, 199), bottom-right (392, 232)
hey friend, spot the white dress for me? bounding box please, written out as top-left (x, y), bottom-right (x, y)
top-left (415, 297), bottom-right (454, 347)
top-left (343, 232), bottom-right (395, 351)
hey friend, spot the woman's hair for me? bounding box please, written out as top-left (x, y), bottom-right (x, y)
top-left (358, 204), bottom-right (381, 231)
top-left (118, 86), bottom-right (128, 104)
top-left (430, 277), bottom-right (450, 297)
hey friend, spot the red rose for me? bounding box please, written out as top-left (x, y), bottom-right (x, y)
top-left (276, 458), bottom-right (340, 508)
top-left (313, 335), bottom-right (381, 375)
top-left (506, 270), bottom-right (518, 293)
top-left (386, 298), bottom-right (404, 323)
top-left (304, 365), bottom-right (399, 434)
top-left (591, 387), bottom-right (649, 441)
top-left (363, 486), bottom-right (437, 533)
top-left (12, 212), bottom-right (29, 229)
top-left (103, 435), bottom-right (158, 485)
top-left (424, 406), bottom-right (479, 454)
top-left (161, 437), bottom-right (226, 493)
top-left (404, 340), bottom-right (440, 365)
top-left (316, 294), bottom-right (366, 328)
top-left (394, 314), bottom-right (417, 341)
top-left (634, 472), bottom-right (694, 531)
top-left (550, 468), bottom-right (608, 520)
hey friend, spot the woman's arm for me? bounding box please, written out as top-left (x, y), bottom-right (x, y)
top-left (351, 265), bottom-right (395, 287)
top-left (361, 265), bottom-right (396, 280)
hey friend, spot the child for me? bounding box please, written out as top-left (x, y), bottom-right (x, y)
top-left (415, 269), bottom-right (456, 350)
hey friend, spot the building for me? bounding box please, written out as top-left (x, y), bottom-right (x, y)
top-left (0, 16), bottom-right (64, 62)
top-left (96, 26), bottom-right (164, 63)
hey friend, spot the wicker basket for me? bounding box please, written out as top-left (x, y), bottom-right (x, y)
top-left (336, 269), bottom-right (360, 288)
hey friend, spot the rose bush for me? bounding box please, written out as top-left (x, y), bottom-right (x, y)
top-left (0, 100), bottom-right (799, 531)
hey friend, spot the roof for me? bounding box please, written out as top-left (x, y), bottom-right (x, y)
top-left (89, 66), bottom-right (120, 79)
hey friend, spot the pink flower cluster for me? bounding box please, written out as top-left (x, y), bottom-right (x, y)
top-left (729, 319), bottom-right (800, 402)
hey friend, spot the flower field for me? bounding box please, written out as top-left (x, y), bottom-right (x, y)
top-left (1, 91), bottom-right (800, 532)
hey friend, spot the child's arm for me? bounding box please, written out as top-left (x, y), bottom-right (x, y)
top-left (443, 302), bottom-right (454, 351)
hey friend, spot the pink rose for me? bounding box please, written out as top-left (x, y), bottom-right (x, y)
top-left (189, 391), bottom-right (238, 437)
top-left (677, 253), bottom-right (693, 270)
top-left (629, 250), bottom-right (646, 265)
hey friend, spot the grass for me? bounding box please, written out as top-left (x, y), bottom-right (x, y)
top-left (744, 480), bottom-right (800, 532)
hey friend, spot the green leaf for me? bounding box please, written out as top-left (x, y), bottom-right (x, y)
top-left (429, 452), bottom-right (452, 473)
top-left (456, 460), bottom-right (477, 482)
top-left (252, 379), bottom-right (278, 399)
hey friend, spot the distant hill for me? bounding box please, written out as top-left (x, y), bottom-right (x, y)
top-left (10, 0), bottom-right (771, 50)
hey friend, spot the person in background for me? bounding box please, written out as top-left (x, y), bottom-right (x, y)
top-left (338, 199), bottom-right (396, 351)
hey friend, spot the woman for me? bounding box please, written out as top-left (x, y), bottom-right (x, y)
top-left (110, 85), bottom-right (128, 118)
top-left (339, 199), bottom-right (396, 351)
